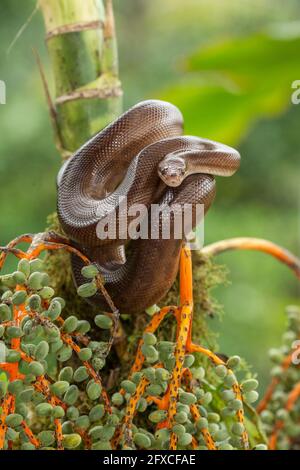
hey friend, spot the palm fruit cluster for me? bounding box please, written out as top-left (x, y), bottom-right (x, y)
top-left (259, 305), bottom-right (300, 450)
top-left (0, 253), bottom-right (268, 450)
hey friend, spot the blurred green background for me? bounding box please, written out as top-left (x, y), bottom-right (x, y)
top-left (0, 0), bottom-right (299, 390)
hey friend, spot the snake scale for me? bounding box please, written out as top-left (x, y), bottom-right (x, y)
top-left (57, 100), bottom-right (240, 314)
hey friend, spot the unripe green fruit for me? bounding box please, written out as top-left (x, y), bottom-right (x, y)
top-left (241, 379), bottom-right (258, 392)
top-left (201, 392), bottom-right (212, 406)
top-left (18, 259), bottom-right (30, 278)
top-left (51, 381), bottom-right (70, 397)
top-left (6, 350), bottom-right (21, 363)
top-left (77, 282), bottom-right (97, 298)
top-left (219, 443), bottom-right (233, 450)
top-left (74, 366), bottom-right (89, 383)
top-left (87, 381), bottom-right (102, 400)
top-left (75, 415), bottom-right (90, 431)
top-left (12, 271), bottom-right (26, 285)
top-left (213, 429), bottom-right (228, 442)
top-left (76, 320), bottom-right (91, 334)
top-left (95, 314), bottom-right (113, 330)
top-left (92, 441), bottom-right (112, 450)
top-left (28, 272), bottom-right (43, 290)
top-left (39, 287), bottom-right (55, 300)
top-left (221, 389), bottom-right (236, 402)
top-left (145, 304), bottom-right (160, 316)
top-left (253, 444), bottom-right (268, 451)
top-left (28, 294), bottom-right (42, 311)
top-left (35, 341), bottom-right (49, 360)
top-left (174, 411), bottom-right (188, 424)
top-left (155, 368), bottom-right (170, 382)
top-left (5, 413), bottom-right (23, 428)
top-left (36, 403), bottom-right (53, 417)
top-left (224, 374), bottom-right (237, 388)
top-left (8, 380), bottom-right (23, 394)
top-left (56, 346), bottom-right (72, 362)
top-left (28, 361), bottom-right (44, 377)
top-left (29, 259), bottom-right (44, 273)
top-left (121, 380), bottom-right (136, 395)
top-left (215, 364), bottom-right (228, 378)
top-left (178, 432), bottom-right (192, 447)
top-left (62, 316), bottom-right (78, 333)
top-left (172, 424), bottom-right (185, 436)
top-left (46, 300), bottom-right (62, 320)
top-left (7, 326), bottom-right (23, 339)
top-left (179, 391), bottom-right (197, 405)
top-left (260, 410), bottom-right (274, 424)
top-left (40, 273), bottom-right (50, 287)
top-left (2, 290), bottom-right (12, 301)
top-left (92, 357), bottom-right (105, 371)
top-left (21, 443), bottom-right (36, 450)
top-left (107, 414), bottom-right (119, 426)
top-left (228, 399), bottom-right (243, 411)
top-left (52, 297), bottom-right (66, 309)
top-left (143, 367), bottom-right (156, 383)
top-left (112, 392), bottom-right (124, 406)
top-left (227, 356), bottom-right (241, 369)
top-left (0, 303), bottom-right (11, 321)
top-left (183, 354), bottom-right (195, 368)
top-left (66, 406), bottom-right (80, 421)
top-left (196, 417), bottom-right (208, 430)
top-left (146, 384), bottom-right (163, 396)
top-left (232, 422), bottom-right (245, 436)
top-left (134, 432), bottom-right (151, 449)
top-left (50, 339), bottom-right (63, 354)
top-left (38, 431), bottom-right (55, 447)
top-left (12, 290), bottom-right (27, 306)
top-left (149, 410), bottom-right (167, 423)
top-left (132, 372), bottom-right (143, 384)
top-left (81, 265), bottom-right (99, 279)
top-left (62, 434), bottom-right (81, 450)
top-left (143, 332), bottom-right (157, 346)
top-left (52, 406), bottom-right (65, 419)
top-left (141, 344), bottom-right (158, 359)
top-left (78, 348), bottom-right (92, 361)
top-left (137, 397), bottom-right (148, 412)
top-left (192, 366), bottom-right (205, 381)
top-left (59, 366), bottom-right (73, 382)
top-left (89, 404), bottom-right (105, 422)
top-left (64, 385), bottom-right (79, 405)
top-left (19, 388), bottom-right (34, 403)
top-left (244, 390), bottom-right (259, 404)
top-left (207, 412), bottom-right (220, 423)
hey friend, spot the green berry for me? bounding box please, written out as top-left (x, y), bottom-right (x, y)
top-left (145, 305), bottom-right (160, 316)
top-left (227, 356), bottom-right (241, 369)
top-left (38, 431), bottom-right (55, 447)
top-left (183, 354), bottom-right (195, 368)
top-left (12, 271), bottom-right (26, 285)
top-left (12, 290), bottom-right (27, 306)
top-left (143, 332), bottom-right (157, 346)
top-left (172, 424), bottom-right (185, 436)
top-left (59, 367), bottom-right (73, 382)
top-left (5, 413), bottom-right (23, 428)
top-left (18, 259), bottom-right (30, 278)
top-left (77, 282), bottom-right (97, 298)
top-left (134, 432), bottom-right (151, 449)
top-left (28, 272), bottom-right (43, 290)
top-left (215, 365), bottom-right (228, 378)
top-left (89, 404), bottom-right (105, 422)
top-left (232, 422), bottom-right (245, 436)
top-left (46, 300), bottom-right (62, 320)
top-left (112, 393), bottom-right (124, 406)
top-left (78, 348), bottom-right (92, 361)
top-left (36, 403), bottom-right (53, 417)
top-left (51, 381), bottom-right (69, 397)
top-left (149, 410), bottom-right (167, 423)
top-left (196, 417), bottom-right (208, 430)
top-left (121, 380), bottom-right (136, 395)
top-left (28, 294), bottom-right (42, 311)
top-left (52, 406), bottom-right (65, 419)
top-left (28, 361), bottom-right (44, 377)
top-left (244, 390), bottom-right (259, 404)
top-left (179, 391), bottom-right (197, 405)
top-left (241, 379), bottom-right (258, 392)
top-left (87, 381), bottom-right (102, 400)
top-left (174, 411), bottom-right (188, 424)
top-left (0, 303), bottom-right (11, 321)
top-left (35, 341), bottom-right (49, 361)
top-left (95, 314), bottom-right (113, 330)
top-left (74, 366), bottom-right (89, 383)
top-left (76, 320), bottom-right (91, 334)
top-left (62, 434), bottom-right (81, 450)
top-left (64, 385), bottom-right (79, 405)
top-left (29, 259), bottom-right (44, 273)
top-left (75, 415), bottom-right (90, 431)
top-left (6, 326), bottom-right (23, 339)
top-left (39, 287), bottom-right (54, 300)
top-left (178, 432), bottom-right (192, 447)
top-left (62, 316), bottom-right (78, 333)
top-left (81, 265), bottom-right (99, 279)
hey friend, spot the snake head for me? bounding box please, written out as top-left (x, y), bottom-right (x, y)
top-left (158, 156), bottom-right (187, 187)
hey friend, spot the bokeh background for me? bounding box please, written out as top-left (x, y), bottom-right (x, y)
top-left (0, 0), bottom-right (299, 391)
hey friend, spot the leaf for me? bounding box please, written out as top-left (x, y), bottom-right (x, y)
top-left (160, 33), bottom-right (300, 145)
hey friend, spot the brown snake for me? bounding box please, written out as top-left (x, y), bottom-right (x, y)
top-left (57, 100), bottom-right (240, 314)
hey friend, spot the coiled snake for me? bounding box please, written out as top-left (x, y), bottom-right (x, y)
top-left (57, 100), bottom-right (240, 314)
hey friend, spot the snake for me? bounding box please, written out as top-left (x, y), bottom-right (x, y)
top-left (57, 100), bottom-right (240, 314)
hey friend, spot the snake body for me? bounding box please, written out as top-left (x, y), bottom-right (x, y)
top-left (57, 100), bottom-right (240, 314)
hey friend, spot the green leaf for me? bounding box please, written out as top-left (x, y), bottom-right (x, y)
top-left (160, 33), bottom-right (300, 145)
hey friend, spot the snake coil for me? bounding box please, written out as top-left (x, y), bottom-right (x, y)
top-left (57, 100), bottom-right (240, 314)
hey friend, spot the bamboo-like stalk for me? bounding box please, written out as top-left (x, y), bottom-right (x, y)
top-left (39, 0), bottom-right (122, 157)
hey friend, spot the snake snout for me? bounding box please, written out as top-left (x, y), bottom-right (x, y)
top-left (158, 157), bottom-right (187, 187)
